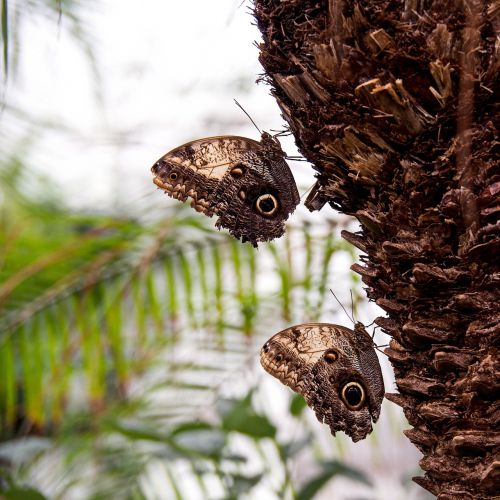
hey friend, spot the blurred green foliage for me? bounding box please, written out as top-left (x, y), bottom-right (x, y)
top-left (0, 152), bottom-right (367, 497)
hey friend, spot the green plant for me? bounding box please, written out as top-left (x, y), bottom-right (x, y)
top-left (0, 159), bottom-right (382, 498)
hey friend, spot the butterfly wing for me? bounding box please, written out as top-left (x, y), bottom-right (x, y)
top-left (155, 136), bottom-right (262, 179)
top-left (260, 324), bottom-right (347, 393)
top-left (151, 134), bottom-right (299, 246)
top-left (260, 323), bottom-right (385, 442)
top-left (260, 326), bottom-right (314, 393)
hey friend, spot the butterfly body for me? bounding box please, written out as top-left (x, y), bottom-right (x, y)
top-left (151, 133), bottom-right (300, 246)
top-left (260, 322), bottom-right (384, 442)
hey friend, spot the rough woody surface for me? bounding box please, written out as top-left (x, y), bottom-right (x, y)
top-left (254, 0), bottom-right (499, 498)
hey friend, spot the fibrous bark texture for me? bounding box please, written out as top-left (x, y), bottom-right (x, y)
top-left (254, 0), bottom-right (499, 498)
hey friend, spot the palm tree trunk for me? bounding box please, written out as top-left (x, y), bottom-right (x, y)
top-left (254, 0), bottom-right (499, 498)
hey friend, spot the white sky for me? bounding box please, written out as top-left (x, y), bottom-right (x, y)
top-left (9, 0), bottom-right (315, 212)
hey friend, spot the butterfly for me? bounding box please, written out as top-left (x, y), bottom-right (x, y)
top-left (151, 133), bottom-right (300, 246)
top-left (260, 322), bottom-right (385, 442)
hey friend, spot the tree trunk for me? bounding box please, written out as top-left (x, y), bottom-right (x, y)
top-left (254, 1), bottom-right (499, 498)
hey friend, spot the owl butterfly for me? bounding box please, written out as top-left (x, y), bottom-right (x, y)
top-left (260, 322), bottom-right (384, 442)
top-left (151, 133), bottom-right (300, 246)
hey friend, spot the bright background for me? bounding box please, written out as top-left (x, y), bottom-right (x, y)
top-left (8, 0), bottom-right (315, 209)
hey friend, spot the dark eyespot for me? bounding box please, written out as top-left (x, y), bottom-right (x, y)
top-left (341, 382), bottom-right (366, 410)
top-left (275, 354), bottom-right (283, 362)
top-left (230, 165), bottom-right (245, 177)
top-left (324, 349), bottom-right (338, 363)
top-left (255, 193), bottom-right (279, 217)
top-left (169, 172), bottom-right (178, 181)
top-left (263, 342), bottom-right (270, 353)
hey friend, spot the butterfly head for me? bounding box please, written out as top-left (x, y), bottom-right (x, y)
top-left (259, 132), bottom-right (287, 161)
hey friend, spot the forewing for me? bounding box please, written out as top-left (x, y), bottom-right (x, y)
top-left (292, 323), bottom-right (350, 358)
top-left (161, 136), bottom-right (262, 180)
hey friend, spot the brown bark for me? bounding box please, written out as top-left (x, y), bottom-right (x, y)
top-left (253, 0), bottom-right (499, 498)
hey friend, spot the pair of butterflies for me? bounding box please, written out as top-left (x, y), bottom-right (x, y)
top-left (151, 134), bottom-right (384, 441)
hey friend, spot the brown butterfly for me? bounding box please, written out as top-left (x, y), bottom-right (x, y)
top-left (151, 133), bottom-right (300, 246)
top-left (260, 322), bottom-right (385, 442)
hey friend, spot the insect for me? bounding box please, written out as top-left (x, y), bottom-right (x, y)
top-left (151, 132), bottom-right (300, 246)
top-left (260, 322), bottom-right (385, 442)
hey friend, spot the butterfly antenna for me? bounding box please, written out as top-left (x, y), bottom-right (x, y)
top-left (234, 99), bottom-right (261, 134)
top-left (350, 290), bottom-right (356, 323)
top-left (330, 289), bottom-right (355, 325)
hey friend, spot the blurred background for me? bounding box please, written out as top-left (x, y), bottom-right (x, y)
top-left (0, 1), bottom-right (429, 498)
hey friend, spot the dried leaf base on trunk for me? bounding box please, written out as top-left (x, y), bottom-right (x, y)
top-left (254, 0), bottom-right (499, 498)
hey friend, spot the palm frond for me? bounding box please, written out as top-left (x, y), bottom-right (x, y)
top-left (0, 188), bottom-right (345, 440)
